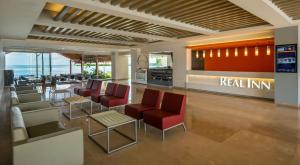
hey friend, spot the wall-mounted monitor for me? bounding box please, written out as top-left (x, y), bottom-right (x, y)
top-left (275, 44), bottom-right (297, 73)
top-left (148, 52), bottom-right (173, 69)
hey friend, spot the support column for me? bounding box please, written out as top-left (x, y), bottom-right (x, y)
top-left (41, 53), bottom-right (44, 75)
top-left (274, 26), bottom-right (300, 106)
top-left (111, 52), bottom-right (129, 80)
top-left (96, 57), bottom-right (99, 78)
top-left (69, 59), bottom-right (72, 75)
top-left (130, 48), bottom-right (141, 83)
top-left (36, 53), bottom-right (39, 78)
top-left (49, 53), bottom-right (52, 76)
top-left (81, 57), bottom-right (84, 74)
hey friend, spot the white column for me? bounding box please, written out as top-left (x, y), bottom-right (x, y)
top-left (111, 52), bottom-right (129, 80)
top-left (274, 26), bottom-right (300, 106)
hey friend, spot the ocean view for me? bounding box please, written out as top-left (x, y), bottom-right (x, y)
top-left (6, 65), bottom-right (112, 77)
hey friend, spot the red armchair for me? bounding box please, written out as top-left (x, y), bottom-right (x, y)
top-left (78, 80), bottom-right (102, 97)
top-left (91, 82), bottom-right (118, 103)
top-left (74, 79), bottom-right (93, 95)
top-left (125, 88), bottom-right (162, 128)
top-left (143, 92), bottom-right (186, 140)
top-left (100, 84), bottom-right (130, 110)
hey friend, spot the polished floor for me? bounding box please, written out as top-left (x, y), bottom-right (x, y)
top-left (49, 81), bottom-right (300, 165)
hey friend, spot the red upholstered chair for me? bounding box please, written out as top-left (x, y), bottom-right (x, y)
top-left (79, 80), bottom-right (102, 97)
top-left (74, 79), bottom-right (93, 95)
top-left (91, 82), bottom-right (118, 103)
top-left (143, 92), bottom-right (186, 140)
top-left (124, 88), bottom-right (162, 128)
top-left (100, 84), bottom-right (130, 110)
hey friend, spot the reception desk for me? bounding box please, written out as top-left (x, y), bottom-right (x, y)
top-left (186, 71), bottom-right (274, 99)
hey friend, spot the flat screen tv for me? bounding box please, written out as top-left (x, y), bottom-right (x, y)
top-left (149, 52), bottom-right (173, 69)
top-left (276, 44), bottom-right (297, 73)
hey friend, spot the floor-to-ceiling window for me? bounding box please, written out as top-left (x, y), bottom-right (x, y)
top-left (6, 52), bottom-right (81, 78)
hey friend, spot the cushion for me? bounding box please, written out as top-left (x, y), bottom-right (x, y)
top-left (78, 89), bottom-right (92, 97)
top-left (125, 104), bottom-right (155, 119)
top-left (26, 121), bottom-right (65, 138)
top-left (11, 91), bottom-right (19, 105)
top-left (101, 96), bottom-right (126, 107)
top-left (114, 84), bottom-right (129, 98)
top-left (105, 83), bottom-right (117, 96)
top-left (161, 92), bottom-right (185, 114)
top-left (141, 89), bottom-right (161, 108)
top-left (143, 110), bottom-right (175, 129)
top-left (11, 107), bottom-right (28, 142)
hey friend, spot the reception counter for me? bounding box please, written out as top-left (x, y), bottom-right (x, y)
top-left (186, 71), bottom-right (274, 99)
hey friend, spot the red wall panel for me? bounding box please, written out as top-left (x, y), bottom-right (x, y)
top-left (202, 45), bottom-right (274, 72)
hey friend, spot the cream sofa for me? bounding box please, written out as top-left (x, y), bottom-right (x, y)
top-left (12, 107), bottom-right (84, 165)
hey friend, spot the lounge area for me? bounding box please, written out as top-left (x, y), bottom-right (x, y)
top-left (0, 0), bottom-right (300, 165)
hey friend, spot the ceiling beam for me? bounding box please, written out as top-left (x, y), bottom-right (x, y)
top-left (228, 0), bottom-right (293, 27)
top-left (48, 0), bottom-right (218, 35)
top-left (30, 29), bottom-right (141, 45)
top-left (36, 12), bottom-right (177, 42)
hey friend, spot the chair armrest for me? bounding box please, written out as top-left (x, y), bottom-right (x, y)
top-left (18, 93), bottom-right (41, 103)
top-left (16, 101), bottom-right (52, 112)
top-left (16, 86), bottom-right (34, 91)
top-left (14, 128), bottom-right (84, 165)
top-left (22, 108), bottom-right (59, 127)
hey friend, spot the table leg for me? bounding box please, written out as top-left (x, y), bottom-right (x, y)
top-left (90, 101), bottom-right (93, 115)
top-left (135, 120), bottom-right (138, 142)
top-left (69, 103), bottom-right (72, 120)
top-left (88, 118), bottom-right (91, 135)
top-left (107, 128), bottom-right (110, 153)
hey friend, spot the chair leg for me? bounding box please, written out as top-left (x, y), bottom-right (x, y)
top-left (162, 130), bottom-right (165, 140)
top-left (138, 120), bottom-right (141, 128)
top-left (182, 123), bottom-right (187, 131)
top-left (144, 123), bottom-right (147, 133)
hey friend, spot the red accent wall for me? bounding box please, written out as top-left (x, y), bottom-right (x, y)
top-left (203, 46), bottom-right (274, 72)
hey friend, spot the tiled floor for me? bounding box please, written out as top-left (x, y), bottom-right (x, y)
top-left (48, 81), bottom-right (300, 165)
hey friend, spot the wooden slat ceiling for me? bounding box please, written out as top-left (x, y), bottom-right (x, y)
top-left (98, 0), bottom-right (269, 31)
top-left (43, 2), bottom-right (201, 38)
top-left (27, 35), bottom-right (135, 46)
top-left (32, 25), bottom-right (157, 44)
top-left (272, 0), bottom-right (300, 20)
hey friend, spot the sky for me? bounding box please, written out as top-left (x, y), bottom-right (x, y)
top-left (6, 52), bottom-right (70, 66)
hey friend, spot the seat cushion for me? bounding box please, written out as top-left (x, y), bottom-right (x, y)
top-left (125, 104), bottom-right (155, 120)
top-left (26, 121), bottom-right (65, 138)
top-left (143, 110), bottom-right (181, 130)
top-left (78, 89), bottom-right (92, 97)
top-left (101, 96), bottom-right (127, 107)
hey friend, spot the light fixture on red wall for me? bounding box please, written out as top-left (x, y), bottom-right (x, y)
top-left (196, 50), bottom-right (199, 59)
top-left (217, 49), bottom-right (221, 58)
top-left (255, 47), bottom-right (259, 56)
top-left (203, 50), bottom-right (206, 58)
top-left (234, 48), bottom-right (238, 57)
top-left (210, 49), bottom-right (213, 58)
top-left (244, 47), bottom-right (248, 56)
top-left (267, 46), bottom-right (271, 55)
top-left (226, 48), bottom-right (229, 57)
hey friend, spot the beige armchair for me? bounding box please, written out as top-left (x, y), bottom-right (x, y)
top-left (12, 107), bottom-right (84, 165)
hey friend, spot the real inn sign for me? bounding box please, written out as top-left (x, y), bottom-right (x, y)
top-left (220, 77), bottom-right (272, 90)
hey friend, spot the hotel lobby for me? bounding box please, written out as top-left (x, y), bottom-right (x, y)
top-left (0, 0), bottom-right (300, 165)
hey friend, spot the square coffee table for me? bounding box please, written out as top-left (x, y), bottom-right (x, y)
top-left (88, 110), bottom-right (137, 154)
top-left (63, 96), bottom-right (93, 120)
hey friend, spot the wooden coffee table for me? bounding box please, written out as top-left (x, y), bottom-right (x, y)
top-left (88, 111), bottom-right (137, 154)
